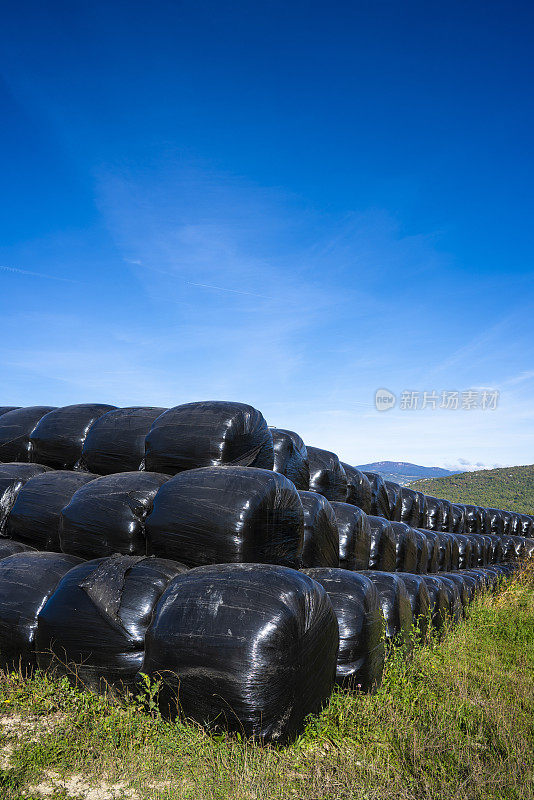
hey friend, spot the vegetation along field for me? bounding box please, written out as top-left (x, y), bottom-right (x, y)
top-left (0, 565), bottom-right (533, 800)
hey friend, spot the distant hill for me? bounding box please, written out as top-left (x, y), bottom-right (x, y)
top-left (409, 464), bottom-right (534, 514)
top-left (356, 461), bottom-right (461, 486)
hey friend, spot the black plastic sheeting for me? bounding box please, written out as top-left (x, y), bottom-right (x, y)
top-left (363, 473), bottom-right (391, 519)
top-left (0, 463), bottom-right (53, 535)
top-left (367, 516), bottom-right (396, 572)
top-left (60, 472), bottom-right (169, 559)
top-left (467, 534), bottom-right (484, 567)
top-left (520, 515), bottom-right (534, 538)
top-left (304, 568), bottom-right (384, 691)
top-left (389, 522), bottom-right (418, 573)
top-left (7, 471), bottom-right (97, 551)
top-left (452, 571), bottom-right (478, 603)
top-left (485, 508), bottom-right (504, 536)
top-left (359, 571), bottom-right (413, 649)
top-left (414, 492), bottom-right (427, 529)
top-left (440, 573), bottom-right (469, 615)
top-left (307, 447), bottom-right (348, 502)
top-left (400, 488), bottom-right (421, 527)
top-left (508, 514), bottom-right (521, 536)
top-left (298, 491), bottom-right (339, 568)
top-left (439, 499), bottom-right (453, 533)
top-left (0, 552), bottom-right (82, 673)
top-left (450, 505), bottom-right (466, 534)
top-left (419, 530), bottom-right (440, 573)
top-left (423, 496), bottom-right (444, 531)
top-left (330, 502), bottom-right (370, 571)
top-left (0, 407), bottom-right (56, 462)
top-left (395, 573), bottom-right (430, 639)
top-left (36, 555), bottom-right (186, 690)
top-left (270, 428), bottom-right (310, 491)
top-left (0, 540), bottom-right (35, 558)
top-left (412, 529), bottom-right (430, 574)
top-left (454, 534), bottom-right (473, 570)
top-left (420, 575), bottom-right (449, 632)
top-left (142, 563), bottom-right (339, 743)
top-left (146, 467), bottom-right (304, 569)
top-left (438, 576), bottom-right (463, 622)
top-left (501, 511), bottom-right (513, 537)
top-left (444, 533), bottom-right (460, 571)
top-left (384, 482), bottom-right (402, 522)
top-left (434, 532), bottom-right (453, 572)
top-left (0, 407), bottom-right (20, 417)
top-left (464, 505), bottom-right (483, 535)
top-left (29, 404), bottom-right (117, 470)
top-left (80, 407), bottom-right (167, 475)
top-left (144, 401), bottom-right (274, 475)
top-left (341, 464), bottom-right (372, 514)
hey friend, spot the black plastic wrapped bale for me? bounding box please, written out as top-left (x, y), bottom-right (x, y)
top-left (450, 504), bottom-right (466, 534)
top-left (439, 499), bottom-right (453, 533)
top-left (395, 573), bottom-right (430, 640)
top-left (438, 576), bottom-right (463, 622)
top-left (341, 464), bottom-right (372, 514)
top-left (520, 514), bottom-right (534, 538)
top-left (501, 511), bottom-right (513, 537)
top-left (420, 576), bottom-right (449, 632)
top-left (330, 502), bottom-right (370, 571)
top-left (0, 407), bottom-right (20, 417)
top-left (29, 404), bottom-right (117, 470)
top-left (464, 505), bottom-right (483, 535)
top-left (452, 571), bottom-right (478, 603)
top-left (367, 516), bottom-right (396, 571)
top-left (384, 482), bottom-right (402, 522)
top-left (440, 573), bottom-right (470, 616)
top-left (466, 534), bottom-right (483, 567)
top-left (0, 551), bottom-right (82, 673)
top-left (270, 428), bottom-right (310, 491)
top-left (36, 555), bottom-right (186, 691)
top-left (142, 563), bottom-right (338, 743)
top-left (79, 407), bottom-right (167, 475)
top-left (0, 407), bottom-right (56, 463)
top-left (146, 467), bottom-right (303, 569)
top-left (304, 568), bottom-right (384, 692)
top-left (509, 536), bottom-right (526, 560)
top-left (418, 530), bottom-right (440, 573)
top-left (389, 522), bottom-right (418, 573)
top-left (486, 508), bottom-right (505, 537)
top-left (461, 569), bottom-right (487, 593)
top-left (60, 472), bottom-right (169, 559)
top-left (481, 535), bottom-right (494, 564)
top-left (144, 401), bottom-right (274, 475)
top-left (523, 539), bottom-right (534, 559)
top-left (444, 533), bottom-right (460, 571)
top-left (482, 566), bottom-right (505, 591)
top-left (508, 514), bottom-right (521, 536)
top-left (423, 496), bottom-right (444, 531)
top-left (454, 534), bottom-right (473, 570)
top-left (7, 471), bottom-right (97, 551)
top-left (433, 532), bottom-right (452, 572)
top-left (363, 472), bottom-right (391, 519)
top-left (359, 571), bottom-right (413, 649)
top-left (298, 491), bottom-right (339, 568)
top-left (412, 529), bottom-right (430, 574)
top-left (400, 487), bottom-right (420, 527)
top-left (0, 463), bottom-right (53, 535)
top-left (307, 447), bottom-right (347, 502)
top-left (470, 534), bottom-right (488, 567)
top-left (415, 492), bottom-right (427, 528)
top-left (0, 540), bottom-right (35, 558)
top-left (486, 535), bottom-right (503, 563)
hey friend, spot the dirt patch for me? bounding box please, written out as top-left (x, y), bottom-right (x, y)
top-left (25, 771), bottom-right (140, 799)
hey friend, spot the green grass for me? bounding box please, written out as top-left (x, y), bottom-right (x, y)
top-left (1, 568), bottom-right (533, 800)
top-left (409, 464), bottom-right (534, 514)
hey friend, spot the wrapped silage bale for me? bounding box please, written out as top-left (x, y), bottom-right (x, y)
top-left (389, 522), bottom-right (418, 573)
top-left (367, 516), bottom-right (396, 571)
top-left (423, 496), bottom-right (444, 531)
top-left (363, 473), bottom-right (391, 519)
top-left (449, 571), bottom-right (478, 603)
top-left (486, 508), bottom-right (505, 537)
top-left (330, 502), bottom-right (370, 571)
top-left (501, 511), bottom-right (513, 537)
top-left (270, 428), bottom-right (310, 491)
top-left (0, 551), bottom-right (82, 673)
top-left (359, 571), bottom-right (413, 650)
top-left (461, 569), bottom-right (488, 593)
top-left (298, 491), bottom-right (339, 568)
top-left (450, 504), bottom-right (466, 533)
top-left (432, 532), bottom-right (452, 572)
top-left (7, 471), bottom-right (97, 551)
top-left (438, 576), bottom-right (464, 622)
top-left (469, 534), bottom-right (489, 566)
top-left (454, 534), bottom-right (473, 569)
top-left (29, 404), bottom-right (117, 470)
top-left (415, 492), bottom-right (428, 528)
top-left (439, 499), bottom-right (453, 533)
top-left (79, 407), bottom-right (167, 474)
top-left (520, 514), bottom-right (534, 538)
top-left (304, 568), bottom-right (384, 692)
top-left (412, 529), bottom-right (430, 574)
top-left (0, 407), bottom-right (56, 462)
top-left (0, 407), bottom-right (20, 417)
top-left (466, 534), bottom-right (484, 567)
top-left (439, 573), bottom-right (470, 615)
top-left (464, 505), bottom-right (484, 535)
top-left (0, 463), bottom-right (53, 535)
top-left (36, 555), bottom-right (186, 691)
top-left (499, 536), bottom-right (516, 563)
top-left (142, 564), bottom-right (339, 743)
top-left (418, 529), bottom-right (440, 573)
top-left (384, 481), bottom-right (402, 522)
top-left (522, 538), bottom-right (534, 559)
top-left (60, 472), bottom-right (169, 559)
top-left (341, 464), bottom-right (372, 513)
top-left (445, 533), bottom-right (460, 571)
top-left (0, 540), bottom-right (35, 558)
top-left (395, 573), bottom-right (431, 639)
top-left (146, 467), bottom-right (304, 569)
top-left (508, 513), bottom-right (521, 536)
top-left (399, 487), bottom-right (421, 527)
top-left (307, 447), bottom-right (348, 502)
top-left (144, 401), bottom-right (274, 475)
top-left (420, 576), bottom-right (449, 633)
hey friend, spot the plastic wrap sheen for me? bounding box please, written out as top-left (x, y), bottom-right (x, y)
top-left (30, 404), bottom-right (117, 469)
top-left (330, 502), bottom-right (371, 571)
top-left (80, 407), bottom-right (167, 474)
top-left (367, 516), bottom-right (396, 571)
top-left (0, 463), bottom-right (53, 535)
top-left (341, 464), bottom-right (372, 513)
top-left (0, 407), bottom-right (56, 462)
top-left (307, 447), bottom-right (348, 502)
top-left (298, 491), bottom-right (339, 568)
top-left (389, 522), bottom-right (418, 572)
top-left (270, 428), bottom-right (310, 490)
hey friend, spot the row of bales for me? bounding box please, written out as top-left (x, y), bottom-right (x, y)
top-left (0, 401), bottom-right (532, 743)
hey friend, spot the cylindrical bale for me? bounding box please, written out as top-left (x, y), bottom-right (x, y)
top-left (307, 447), bottom-right (348, 502)
top-left (367, 516), bottom-right (396, 571)
top-left (466, 534), bottom-right (485, 566)
top-left (439, 499), bottom-right (453, 533)
top-left (30, 404), bottom-right (117, 470)
top-left (341, 464), bottom-right (372, 514)
top-left (270, 428), bottom-right (310, 491)
top-left (417, 529), bottom-right (440, 573)
top-left (298, 491), bottom-right (339, 568)
top-left (0, 463), bottom-right (53, 535)
top-left (142, 564), bottom-right (339, 744)
top-left (415, 492), bottom-right (428, 528)
top-left (395, 573), bottom-right (431, 640)
top-left (0, 407), bottom-right (57, 462)
top-left (0, 540), bottom-right (35, 558)
top-left (79, 407), bottom-right (167, 475)
top-left (304, 568), bottom-right (384, 692)
top-left (454, 534), bottom-right (473, 570)
top-left (144, 401), bottom-right (274, 475)
top-left (389, 522), bottom-right (418, 573)
top-left (7, 471), bottom-right (97, 551)
top-left (0, 552), bottom-right (82, 673)
top-left (464, 505), bottom-right (484, 535)
top-left (363, 473), bottom-right (391, 519)
top-left (500, 535), bottom-right (517, 562)
top-left (36, 555), bottom-right (186, 691)
top-left (384, 481), bottom-right (402, 522)
top-left (450, 504), bottom-right (466, 534)
top-left (60, 472), bottom-right (169, 559)
top-left (423, 496), bottom-right (444, 532)
top-left (508, 514), bottom-right (522, 536)
top-left (439, 573), bottom-right (470, 616)
top-left (359, 571), bottom-right (413, 650)
top-left (486, 509), bottom-right (505, 537)
top-left (146, 467), bottom-right (304, 569)
top-left (420, 575), bottom-right (449, 633)
top-left (412, 529), bottom-right (430, 574)
top-left (519, 515), bottom-right (534, 538)
top-left (330, 502), bottom-right (370, 571)
top-left (522, 538), bottom-right (534, 559)
top-left (501, 512), bottom-right (513, 537)
top-left (0, 407), bottom-right (20, 417)
top-left (434, 532), bottom-right (452, 572)
top-left (450, 571), bottom-right (478, 603)
top-left (462, 568), bottom-right (491, 592)
top-left (438, 576), bottom-right (464, 622)
top-left (400, 487), bottom-right (420, 527)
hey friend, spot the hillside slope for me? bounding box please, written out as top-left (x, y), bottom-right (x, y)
top-left (357, 461), bottom-right (460, 485)
top-left (409, 464), bottom-right (534, 514)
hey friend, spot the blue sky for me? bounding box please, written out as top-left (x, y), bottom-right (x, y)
top-left (1, 0), bottom-right (533, 469)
